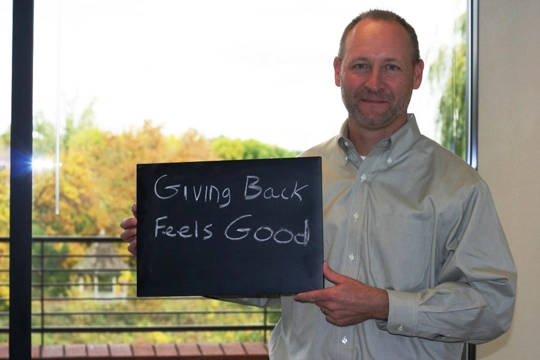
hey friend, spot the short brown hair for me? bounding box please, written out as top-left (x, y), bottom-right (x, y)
top-left (337, 9), bottom-right (421, 64)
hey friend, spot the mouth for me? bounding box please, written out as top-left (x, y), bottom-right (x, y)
top-left (356, 92), bottom-right (389, 105)
top-left (360, 98), bottom-right (387, 106)
top-left (361, 99), bottom-right (386, 104)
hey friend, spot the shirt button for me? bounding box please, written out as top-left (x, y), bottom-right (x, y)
top-left (342, 336), bottom-right (348, 344)
top-left (353, 213), bottom-right (359, 221)
top-left (344, 141), bottom-right (349, 147)
top-left (387, 157), bottom-right (393, 164)
top-left (398, 325), bottom-right (404, 332)
top-left (348, 254), bottom-right (355, 262)
top-left (360, 174), bottom-right (367, 182)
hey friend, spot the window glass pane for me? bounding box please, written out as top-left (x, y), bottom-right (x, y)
top-left (27, 0), bottom-right (468, 345)
top-left (33, 1), bottom-right (467, 150)
top-left (31, 0), bottom-right (467, 237)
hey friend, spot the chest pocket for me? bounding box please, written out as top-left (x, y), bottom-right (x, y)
top-left (369, 214), bottom-right (433, 291)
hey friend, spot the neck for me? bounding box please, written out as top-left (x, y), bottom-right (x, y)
top-left (347, 116), bottom-right (407, 156)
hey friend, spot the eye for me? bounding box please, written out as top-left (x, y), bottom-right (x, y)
top-left (385, 64), bottom-right (400, 71)
top-left (352, 63), bottom-right (369, 70)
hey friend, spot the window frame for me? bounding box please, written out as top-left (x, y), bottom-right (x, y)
top-left (9, 1), bottom-right (479, 358)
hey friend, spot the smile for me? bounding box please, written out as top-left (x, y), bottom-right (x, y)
top-left (360, 99), bottom-right (387, 105)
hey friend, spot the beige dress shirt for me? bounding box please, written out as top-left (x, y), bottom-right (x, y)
top-left (234, 114), bottom-right (516, 359)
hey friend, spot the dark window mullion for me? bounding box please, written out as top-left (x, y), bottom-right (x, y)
top-left (10, 0), bottom-right (34, 357)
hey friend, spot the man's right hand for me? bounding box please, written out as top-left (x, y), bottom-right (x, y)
top-left (120, 203), bottom-right (138, 255)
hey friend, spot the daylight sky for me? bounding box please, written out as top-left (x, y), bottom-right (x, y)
top-left (1, 0), bottom-right (465, 152)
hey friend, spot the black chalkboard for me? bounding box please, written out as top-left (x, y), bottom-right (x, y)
top-left (136, 157), bottom-right (323, 297)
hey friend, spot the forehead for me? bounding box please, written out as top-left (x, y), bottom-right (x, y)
top-left (343, 19), bottom-right (412, 61)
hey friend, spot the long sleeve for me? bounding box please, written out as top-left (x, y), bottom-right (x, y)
top-left (378, 183), bottom-right (517, 343)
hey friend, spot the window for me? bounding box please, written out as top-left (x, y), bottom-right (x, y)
top-left (28, 0), bottom-right (468, 238)
top-left (6, 0), bottom-right (473, 352)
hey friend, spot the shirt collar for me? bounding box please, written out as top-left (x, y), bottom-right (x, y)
top-left (386, 114), bottom-right (422, 162)
top-left (337, 122), bottom-right (362, 167)
top-left (337, 114), bottom-right (422, 166)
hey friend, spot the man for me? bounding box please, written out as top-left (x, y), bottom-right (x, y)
top-left (121, 10), bottom-right (516, 359)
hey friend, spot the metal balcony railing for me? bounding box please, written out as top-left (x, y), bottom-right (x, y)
top-left (0, 236), bottom-right (280, 345)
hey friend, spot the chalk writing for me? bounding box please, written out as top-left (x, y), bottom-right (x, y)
top-left (141, 157), bottom-right (320, 253)
top-left (154, 216), bottom-right (213, 240)
top-left (243, 175), bottom-right (308, 201)
top-left (154, 174), bottom-right (231, 208)
top-left (149, 173), bottom-right (312, 246)
top-left (224, 214), bottom-right (310, 246)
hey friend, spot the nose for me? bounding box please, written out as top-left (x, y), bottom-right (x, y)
top-left (364, 68), bottom-right (384, 92)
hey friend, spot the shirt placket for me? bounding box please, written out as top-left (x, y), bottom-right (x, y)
top-left (336, 152), bottom-right (374, 354)
top-left (338, 146), bottom-right (386, 356)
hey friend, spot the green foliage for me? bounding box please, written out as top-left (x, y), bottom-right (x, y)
top-left (63, 98), bottom-right (99, 154)
top-left (0, 129), bottom-right (9, 148)
top-left (212, 137), bottom-right (299, 160)
top-left (0, 103), bottom-right (299, 238)
top-left (24, 295), bottom-right (278, 344)
top-left (31, 242), bottom-right (70, 298)
top-left (429, 13), bottom-right (467, 160)
top-left (212, 137), bottom-right (245, 160)
top-left (0, 168), bottom-right (8, 236)
top-left (33, 112), bottom-right (58, 155)
top-left (0, 103), bottom-right (297, 343)
top-left (0, 243), bottom-right (8, 311)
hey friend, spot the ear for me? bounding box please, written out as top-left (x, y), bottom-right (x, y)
top-left (333, 57), bottom-right (342, 87)
top-left (413, 59), bottom-right (424, 90)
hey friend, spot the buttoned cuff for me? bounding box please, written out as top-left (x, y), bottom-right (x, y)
top-left (377, 290), bottom-right (419, 336)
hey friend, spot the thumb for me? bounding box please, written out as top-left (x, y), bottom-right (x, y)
top-left (323, 261), bottom-right (347, 285)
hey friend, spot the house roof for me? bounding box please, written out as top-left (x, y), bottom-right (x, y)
top-left (73, 242), bottom-right (130, 273)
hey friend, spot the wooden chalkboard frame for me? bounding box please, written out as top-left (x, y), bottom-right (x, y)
top-left (136, 157), bottom-right (323, 297)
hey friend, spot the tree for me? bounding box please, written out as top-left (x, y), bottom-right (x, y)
top-left (170, 128), bottom-right (217, 162)
top-left (3, 107), bottom-right (300, 239)
top-left (33, 150), bottom-right (109, 235)
top-left (33, 111), bottom-right (58, 156)
top-left (62, 98), bottom-right (98, 153)
top-left (0, 168), bottom-right (8, 236)
top-left (429, 13), bottom-right (467, 159)
top-left (31, 242), bottom-right (71, 298)
top-left (32, 103), bottom-right (109, 235)
top-left (0, 167), bottom-right (8, 309)
top-left (0, 124), bottom-right (9, 236)
top-left (211, 137), bottom-right (245, 160)
top-left (212, 137), bottom-right (299, 160)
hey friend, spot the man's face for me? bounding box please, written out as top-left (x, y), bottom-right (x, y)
top-left (334, 19), bottom-right (424, 130)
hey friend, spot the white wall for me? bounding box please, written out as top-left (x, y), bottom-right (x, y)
top-left (477, 0), bottom-right (540, 358)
